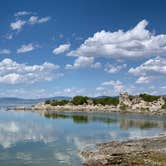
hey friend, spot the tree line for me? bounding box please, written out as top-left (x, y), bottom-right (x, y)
top-left (45, 93), bottom-right (166, 107)
top-left (45, 96), bottom-right (119, 106)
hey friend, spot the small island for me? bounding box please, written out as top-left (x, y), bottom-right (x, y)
top-left (12, 92), bottom-right (166, 116)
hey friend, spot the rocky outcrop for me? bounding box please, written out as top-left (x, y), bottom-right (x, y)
top-left (118, 92), bottom-right (165, 111)
top-left (119, 92), bottom-right (132, 106)
top-left (10, 92), bottom-right (166, 115)
top-left (81, 136), bottom-right (166, 166)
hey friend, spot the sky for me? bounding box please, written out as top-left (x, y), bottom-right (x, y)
top-left (0, 0), bottom-right (166, 98)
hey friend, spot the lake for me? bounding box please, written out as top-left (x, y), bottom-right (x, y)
top-left (0, 109), bottom-right (165, 166)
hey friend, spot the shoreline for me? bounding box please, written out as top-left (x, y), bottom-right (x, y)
top-left (81, 135), bottom-right (166, 166)
top-left (8, 104), bottom-right (166, 116)
top-left (6, 92), bottom-right (166, 116)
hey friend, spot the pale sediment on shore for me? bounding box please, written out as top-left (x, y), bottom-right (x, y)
top-left (12, 104), bottom-right (118, 112)
top-left (81, 136), bottom-right (166, 166)
top-left (10, 103), bottom-right (166, 116)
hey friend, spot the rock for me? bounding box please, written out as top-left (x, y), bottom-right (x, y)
top-left (119, 92), bottom-right (132, 107)
top-left (118, 92), bottom-right (166, 112)
top-left (82, 136), bottom-right (166, 166)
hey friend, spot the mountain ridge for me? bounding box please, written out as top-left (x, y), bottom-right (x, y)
top-left (0, 96), bottom-right (72, 104)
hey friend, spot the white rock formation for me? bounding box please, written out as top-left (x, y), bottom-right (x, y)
top-left (118, 92), bottom-right (165, 111)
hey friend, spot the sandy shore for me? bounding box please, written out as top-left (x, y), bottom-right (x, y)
top-left (81, 136), bottom-right (166, 166)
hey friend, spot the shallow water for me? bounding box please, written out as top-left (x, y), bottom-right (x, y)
top-left (0, 110), bottom-right (165, 166)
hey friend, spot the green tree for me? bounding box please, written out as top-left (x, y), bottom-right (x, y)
top-left (92, 97), bottom-right (119, 106)
top-left (161, 104), bottom-right (166, 109)
top-left (50, 100), bottom-right (69, 106)
top-left (72, 96), bottom-right (89, 105)
top-left (45, 100), bottom-right (51, 104)
top-left (139, 94), bottom-right (160, 102)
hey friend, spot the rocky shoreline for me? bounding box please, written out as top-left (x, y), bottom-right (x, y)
top-left (81, 136), bottom-right (166, 166)
top-left (7, 92), bottom-right (166, 116)
top-left (8, 104), bottom-right (166, 116)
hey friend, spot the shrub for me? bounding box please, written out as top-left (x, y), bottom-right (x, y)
top-left (92, 97), bottom-right (119, 106)
top-left (129, 95), bottom-right (134, 100)
top-left (50, 100), bottom-right (69, 106)
top-left (139, 93), bottom-right (160, 102)
top-left (72, 96), bottom-right (89, 105)
top-left (45, 100), bottom-right (51, 104)
top-left (161, 104), bottom-right (166, 109)
top-left (119, 104), bottom-right (128, 111)
top-left (45, 96), bottom-right (119, 106)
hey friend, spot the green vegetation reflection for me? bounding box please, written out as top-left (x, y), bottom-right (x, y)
top-left (44, 112), bottom-right (166, 129)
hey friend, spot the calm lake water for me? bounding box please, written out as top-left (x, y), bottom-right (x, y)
top-left (0, 109), bottom-right (166, 166)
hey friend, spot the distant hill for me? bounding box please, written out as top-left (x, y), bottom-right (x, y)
top-left (0, 96), bottom-right (120, 107)
top-left (0, 96), bottom-right (72, 104)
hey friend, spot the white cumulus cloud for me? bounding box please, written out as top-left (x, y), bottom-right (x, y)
top-left (96, 87), bottom-right (107, 91)
top-left (17, 43), bottom-right (38, 54)
top-left (0, 58), bottom-right (61, 84)
top-left (10, 20), bottom-right (26, 31)
top-left (68, 20), bottom-right (166, 59)
top-left (135, 76), bottom-right (152, 84)
top-left (10, 13), bottom-right (51, 31)
top-left (129, 56), bottom-right (166, 83)
top-left (14, 11), bottom-right (32, 17)
top-left (53, 44), bottom-right (71, 55)
top-left (53, 87), bottom-right (85, 97)
top-left (65, 56), bottom-right (101, 69)
top-left (104, 63), bottom-right (127, 73)
top-left (102, 80), bottom-right (125, 93)
top-left (28, 16), bottom-right (51, 24)
top-left (0, 49), bottom-right (11, 55)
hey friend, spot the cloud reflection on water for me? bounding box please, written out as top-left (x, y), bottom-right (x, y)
top-left (0, 111), bottom-right (165, 165)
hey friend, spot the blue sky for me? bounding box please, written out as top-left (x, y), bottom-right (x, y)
top-left (0, 0), bottom-right (166, 98)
